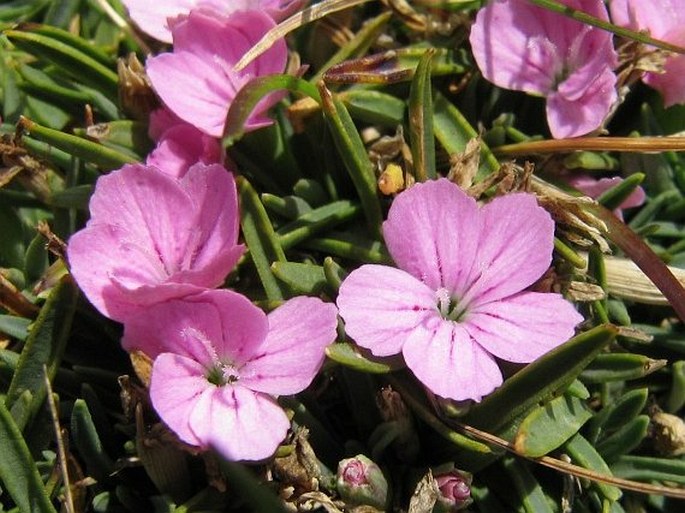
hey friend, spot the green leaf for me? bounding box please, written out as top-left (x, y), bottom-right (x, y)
top-left (325, 342), bottom-right (393, 374)
top-left (579, 353), bottom-right (667, 383)
top-left (18, 116), bottom-right (136, 170)
top-left (219, 461), bottom-right (290, 513)
top-left (237, 176), bottom-right (286, 301)
top-left (277, 200), bottom-right (362, 250)
top-left (463, 325), bottom-right (617, 432)
top-left (4, 25), bottom-right (118, 97)
top-left (513, 395), bottom-right (593, 457)
top-left (261, 193), bottom-right (312, 220)
top-left (24, 232), bottom-right (48, 284)
top-left (0, 400), bottom-right (57, 513)
top-left (408, 49), bottom-right (436, 181)
top-left (341, 89), bottom-right (406, 126)
top-left (70, 399), bottom-right (114, 483)
top-left (271, 262), bottom-right (328, 295)
top-left (596, 415), bottom-right (650, 462)
top-left (595, 173), bottom-right (645, 211)
top-left (5, 277), bottom-right (78, 429)
top-left (433, 90), bottom-right (500, 177)
top-left (49, 184), bottom-right (93, 209)
top-left (611, 455), bottom-right (685, 485)
top-left (564, 433), bottom-right (622, 502)
top-left (223, 74), bottom-right (320, 147)
top-left (585, 388), bottom-right (648, 444)
top-left (502, 457), bottom-right (554, 513)
top-left (0, 315), bottom-right (31, 341)
top-left (318, 83), bottom-right (382, 238)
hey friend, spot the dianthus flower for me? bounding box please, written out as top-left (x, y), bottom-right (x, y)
top-left (67, 163), bottom-right (243, 322)
top-left (122, 290), bottom-right (338, 461)
top-left (337, 179), bottom-right (583, 402)
top-left (470, 0), bottom-right (618, 138)
top-left (610, 0), bottom-right (685, 106)
top-left (122, 0), bottom-right (305, 43)
top-left (146, 9), bottom-right (287, 137)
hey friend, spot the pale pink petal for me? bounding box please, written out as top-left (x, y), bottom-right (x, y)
top-left (402, 318), bottom-right (502, 402)
top-left (147, 51), bottom-right (238, 137)
top-left (337, 265), bottom-right (437, 357)
top-left (87, 164), bottom-right (195, 269)
top-left (644, 51), bottom-right (685, 107)
top-left (146, 10), bottom-right (287, 137)
top-left (179, 164), bottom-right (242, 272)
top-left (189, 385), bottom-right (290, 461)
top-left (240, 297), bottom-right (338, 395)
top-left (122, 0), bottom-right (253, 43)
top-left (461, 193), bottom-right (554, 306)
top-left (570, 176), bottom-right (646, 218)
top-left (148, 107), bottom-right (185, 141)
top-left (149, 352), bottom-right (209, 446)
top-left (609, 0), bottom-right (684, 36)
top-left (146, 124), bottom-right (221, 179)
top-left (464, 292), bottom-right (584, 363)
top-left (546, 66), bottom-right (617, 138)
top-left (383, 179), bottom-right (481, 294)
top-left (122, 289), bottom-right (267, 362)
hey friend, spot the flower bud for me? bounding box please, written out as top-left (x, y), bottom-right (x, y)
top-left (433, 470), bottom-right (472, 512)
top-left (336, 455), bottom-right (388, 510)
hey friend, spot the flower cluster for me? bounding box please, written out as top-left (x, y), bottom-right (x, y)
top-left (68, 0), bottom-right (585, 464)
top-left (67, 1), bottom-right (339, 462)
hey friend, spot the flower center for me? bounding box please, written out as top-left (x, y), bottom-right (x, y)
top-left (206, 361), bottom-right (240, 387)
top-left (436, 288), bottom-right (468, 322)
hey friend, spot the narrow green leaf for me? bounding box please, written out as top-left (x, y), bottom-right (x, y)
top-left (271, 262), bottom-right (328, 295)
top-left (585, 388), bottom-right (648, 444)
top-left (611, 455), bottom-right (685, 485)
top-left (219, 461), bottom-right (290, 513)
top-left (302, 235), bottom-right (390, 264)
top-left (277, 200), bottom-right (362, 250)
top-left (0, 315), bottom-right (31, 341)
top-left (667, 361), bottom-right (685, 413)
top-left (318, 83), bottom-right (382, 238)
top-left (5, 277), bottom-right (78, 429)
top-left (70, 399), bottom-right (114, 482)
top-left (513, 395), bottom-right (593, 457)
top-left (0, 400), bottom-right (57, 513)
top-left (433, 91), bottom-right (500, 177)
top-left (502, 457), bottom-right (554, 513)
top-left (564, 433), bottom-right (622, 502)
top-left (595, 173), bottom-right (645, 211)
top-left (463, 325), bottom-right (617, 432)
top-left (223, 74), bottom-right (320, 147)
top-left (73, 120), bottom-right (152, 158)
top-left (408, 49), bottom-right (436, 181)
top-left (49, 184), bottom-right (93, 209)
top-left (323, 256), bottom-right (347, 292)
top-left (341, 89), bottom-right (406, 126)
top-left (596, 415), bottom-right (650, 462)
top-left (24, 232), bottom-right (48, 285)
top-left (4, 27), bottom-right (118, 97)
top-left (580, 353), bottom-right (667, 383)
top-left (325, 342), bottom-right (393, 374)
top-left (18, 117), bottom-right (136, 170)
top-left (261, 193), bottom-right (312, 220)
top-left (237, 176), bottom-right (286, 301)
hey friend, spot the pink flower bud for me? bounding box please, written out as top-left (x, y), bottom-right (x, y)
top-left (434, 470), bottom-right (472, 512)
top-left (336, 455), bottom-right (388, 509)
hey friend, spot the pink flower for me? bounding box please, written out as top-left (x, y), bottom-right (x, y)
top-left (337, 179), bottom-right (583, 402)
top-left (569, 175), bottom-right (646, 220)
top-left (470, 0), bottom-right (618, 138)
top-left (122, 291), bottom-right (338, 461)
top-left (610, 0), bottom-right (685, 106)
top-left (146, 9), bottom-right (287, 137)
top-left (122, 0), bottom-right (305, 43)
top-left (67, 163), bottom-right (243, 322)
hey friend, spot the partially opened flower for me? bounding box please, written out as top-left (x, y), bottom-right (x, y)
top-left (470, 0), bottom-right (618, 138)
top-left (146, 9), bottom-right (287, 137)
top-left (569, 175), bottom-right (646, 220)
top-left (337, 179), bottom-right (583, 402)
top-left (67, 163), bottom-right (243, 322)
top-left (122, 0), bottom-right (306, 43)
top-left (122, 291), bottom-right (338, 461)
top-left (610, 0), bottom-right (685, 106)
